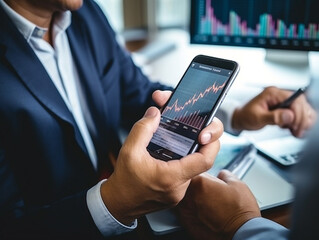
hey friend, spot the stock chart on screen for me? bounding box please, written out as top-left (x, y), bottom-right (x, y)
top-left (162, 76), bottom-right (226, 130)
top-left (190, 0), bottom-right (319, 51)
top-left (148, 63), bottom-right (231, 159)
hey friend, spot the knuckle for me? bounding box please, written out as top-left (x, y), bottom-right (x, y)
top-left (133, 120), bottom-right (151, 132)
top-left (214, 118), bottom-right (224, 135)
top-left (193, 175), bottom-right (206, 191)
top-left (264, 86), bottom-right (276, 94)
top-left (119, 141), bottom-right (140, 161)
top-left (219, 121), bottom-right (225, 133)
top-left (199, 139), bottom-right (221, 171)
top-left (158, 177), bottom-right (175, 190)
top-left (216, 139), bottom-right (221, 150)
top-left (203, 155), bottom-right (216, 171)
top-left (236, 180), bottom-right (249, 191)
top-left (119, 145), bottom-right (131, 159)
top-left (166, 191), bottom-right (184, 206)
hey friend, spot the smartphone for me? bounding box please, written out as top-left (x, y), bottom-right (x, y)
top-left (147, 55), bottom-right (239, 160)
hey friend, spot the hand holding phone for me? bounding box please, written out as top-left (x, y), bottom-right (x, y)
top-left (147, 55), bottom-right (239, 160)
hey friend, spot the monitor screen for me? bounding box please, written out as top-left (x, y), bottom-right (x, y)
top-left (190, 0), bottom-right (319, 51)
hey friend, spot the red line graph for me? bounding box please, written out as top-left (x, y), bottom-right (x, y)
top-left (162, 81), bottom-right (226, 115)
top-left (162, 80), bottom-right (226, 129)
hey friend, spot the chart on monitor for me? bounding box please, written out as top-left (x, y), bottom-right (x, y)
top-left (190, 0), bottom-right (319, 52)
top-left (190, 0), bottom-right (319, 89)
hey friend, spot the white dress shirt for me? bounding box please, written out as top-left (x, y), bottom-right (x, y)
top-left (216, 99), bottom-right (242, 135)
top-left (0, 0), bottom-right (136, 236)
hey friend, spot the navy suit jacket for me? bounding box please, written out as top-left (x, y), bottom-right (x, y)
top-left (0, 0), bottom-right (167, 238)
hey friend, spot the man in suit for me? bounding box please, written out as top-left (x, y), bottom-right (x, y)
top-left (0, 0), bottom-right (315, 239)
top-left (0, 0), bottom-right (224, 238)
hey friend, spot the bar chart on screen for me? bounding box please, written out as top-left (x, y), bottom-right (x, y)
top-left (192, 0), bottom-right (319, 50)
top-left (200, 0), bottom-right (319, 39)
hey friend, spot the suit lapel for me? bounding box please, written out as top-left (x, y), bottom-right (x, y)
top-left (0, 9), bottom-right (89, 158)
top-left (67, 19), bottom-right (111, 160)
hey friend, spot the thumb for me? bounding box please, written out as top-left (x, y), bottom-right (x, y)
top-left (273, 109), bottom-right (294, 127)
top-left (125, 107), bottom-right (161, 148)
top-left (261, 109), bottom-right (294, 127)
top-left (217, 170), bottom-right (239, 183)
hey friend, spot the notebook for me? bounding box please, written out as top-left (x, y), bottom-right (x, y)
top-left (254, 135), bottom-right (306, 166)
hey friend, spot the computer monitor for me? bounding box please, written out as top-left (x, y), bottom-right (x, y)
top-left (190, 0), bottom-right (319, 64)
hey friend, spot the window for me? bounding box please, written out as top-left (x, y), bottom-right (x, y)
top-left (95, 0), bottom-right (190, 32)
top-left (156, 0), bottom-right (190, 29)
top-left (94, 0), bottom-right (124, 32)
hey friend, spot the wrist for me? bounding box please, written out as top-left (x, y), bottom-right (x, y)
top-left (100, 177), bottom-right (135, 226)
top-left (231, 108), bottom-right (242, 131)
top-left (223, 212), bottom-right (261, 240)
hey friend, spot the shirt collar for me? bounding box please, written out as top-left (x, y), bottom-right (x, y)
top-left (0, 0), bottom-right (71, 42)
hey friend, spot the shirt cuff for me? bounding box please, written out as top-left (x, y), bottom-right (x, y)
top-left (233, 217), bottom-right (289, 240)
top-left (86, 180), bottom-right (137, 237)
top-left (216, 99), bottom-right (242, 136)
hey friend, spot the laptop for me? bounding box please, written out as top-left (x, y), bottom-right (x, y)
top-left (254, 135), bottom-right (306, 166)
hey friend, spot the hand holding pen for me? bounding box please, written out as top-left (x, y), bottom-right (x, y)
top-left (269, 87), bottom-right (307, 110)
top-left (268, 86), bottom-right (317, 137)
top-left (232, 86), bottom-right (316, 138)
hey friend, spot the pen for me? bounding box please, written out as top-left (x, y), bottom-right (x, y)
top-left (269, 87), bottom-right (307, 110)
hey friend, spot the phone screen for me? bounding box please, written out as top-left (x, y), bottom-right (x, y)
top-left (147, 55), bottom-right (238, 160)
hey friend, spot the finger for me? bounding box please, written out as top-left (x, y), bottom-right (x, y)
top-left (167, 139), bottom-right (221, 180)
top-left (292, 104), bottom-right (316, 138)
top-left (309, 107), bottom-right (318, 128)
top-left (198, 118), bottom-right (224, 145)
top-left (290, 101), bottom-right (304, 136)
top-left (293, 106), bottom-right (308, 138)
top-left (125, 107), bottom-right (160, 148)
top-left (196, 172), bottom-right (225, 185)
top-left (217, 170), bottom-right (239, 183)
top-left (262, 109), bottom-right (294, 127)
top-left (264, 87), bottom-right (291, 107)
top-left (189, 173), bottom-right (227, 193)
top-left (197, 138), bottom-right (221, 164)
top-left (152, 90), bottom-right (172, 107)
top-left (275, 109), bottom-right (295, 127)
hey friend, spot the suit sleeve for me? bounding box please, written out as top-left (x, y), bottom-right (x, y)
top-left (0, 154), bottom-right (102, 239)
top-left (0, 144), bottom-right (101, 239)
top-left (233, 217), bottom-right (289, 240)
